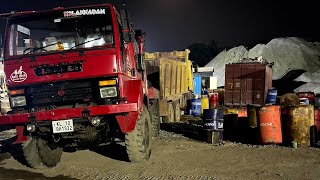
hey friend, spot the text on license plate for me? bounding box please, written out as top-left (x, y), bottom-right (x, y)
top-left (52, 119), bottom-right (74, 134)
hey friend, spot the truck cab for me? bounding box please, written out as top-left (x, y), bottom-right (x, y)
top-left (0, 4), bottom-right (155, 168)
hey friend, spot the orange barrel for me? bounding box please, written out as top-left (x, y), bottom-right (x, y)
top-left (258, 105), bottom-right (282, 144)
top-left (209, 93), bottom-right (219, 109)
top-left (282, 105), bottom-right (315, 146)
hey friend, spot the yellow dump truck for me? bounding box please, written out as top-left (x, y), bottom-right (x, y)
top-left (144, 49), bottom-right (194, 123)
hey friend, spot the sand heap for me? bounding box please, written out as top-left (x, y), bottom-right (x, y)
top-left (205, 37), bottom-right (320, 94)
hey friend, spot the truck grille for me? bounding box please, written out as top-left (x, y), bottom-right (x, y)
top-left (27, 81), bottom-right (93, 106)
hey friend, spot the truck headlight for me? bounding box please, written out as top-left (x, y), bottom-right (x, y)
top-left (99, 87), bottom-right (117, 98)
top-left (11, 96), bottom-right (27, 107)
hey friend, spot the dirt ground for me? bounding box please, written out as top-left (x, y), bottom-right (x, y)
top-left (0, 130), bottom-right (320, 180)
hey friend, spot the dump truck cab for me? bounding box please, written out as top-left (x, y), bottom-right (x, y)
top-left (0, 4), bottom-right (154, 168)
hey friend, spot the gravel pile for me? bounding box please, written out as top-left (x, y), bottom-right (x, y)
top-left (205, 46), bottom-right (249, 87)
top-left (205, 37), bottom-right (320, 94)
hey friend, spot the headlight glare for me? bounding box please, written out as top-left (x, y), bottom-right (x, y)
top-left (100, 87), bottom-right (117, 98)
top-left (11, 96), bottom-right (27, 107)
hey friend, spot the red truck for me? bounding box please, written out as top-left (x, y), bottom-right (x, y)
top-left (0, 4), bottom-right (158, 168)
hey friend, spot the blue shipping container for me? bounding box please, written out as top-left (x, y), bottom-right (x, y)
top-left (193, 76), bottom-right (202, 97)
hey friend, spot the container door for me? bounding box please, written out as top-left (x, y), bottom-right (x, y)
top-left (233, 64), bottom-right (242, 105)
top-left (240, 64), bottom-right (247, 105)
top-left (254, 65), bottom-right (265, 105)
top-left (240, 64), bottom-right (255, 105)
top-left (225, 64), bottom-right (234, 105)
top-left (245, 65), bottom-right (255, 105)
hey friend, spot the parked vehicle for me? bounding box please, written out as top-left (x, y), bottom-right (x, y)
top-left (144, 50), bottom-right (194, 123)
top-left (0, 3), bottom-right (156, 168)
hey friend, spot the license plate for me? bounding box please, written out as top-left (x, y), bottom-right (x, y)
top-left (52, 119), bottom-right (74, 134)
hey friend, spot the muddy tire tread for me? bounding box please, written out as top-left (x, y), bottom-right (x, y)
top-left (125, 105), bottom-right (152, 162)
top-left (5, 138), bottom-right (43, 168)
top-left (150, 100), bottom-right (160, 137)
top-left (37, 138), bottom-right (62, 167)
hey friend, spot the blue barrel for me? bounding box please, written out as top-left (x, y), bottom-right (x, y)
top-left (267, 89), bottom-right (277, 104)
top-left (191, 99), bottom-right (201, 116)
top-left (299, 98), bottom-right (310, 105)
top-left (203, 108), bottom-right (224, 130)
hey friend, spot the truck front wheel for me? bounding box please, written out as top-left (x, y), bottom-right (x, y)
top-left (150, 100), bottom-right (160, 137)
top-left (125, 105), bottom-right (152, 162)
top-left (4, 137), bottom-right (43, 168)
top-left (37, 138), bottom-right (62, 167)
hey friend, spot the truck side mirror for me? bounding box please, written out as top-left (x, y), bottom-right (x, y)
top-left (120, 9), bottom-right (134, 42)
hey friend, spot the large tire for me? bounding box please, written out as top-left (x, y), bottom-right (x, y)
top-left (5, 137), bottom-right (42, 168)
top-left (173, 102), bottom-right (181, 123)
top-left (125, 105), bottom-right (152, 162)
top-left (37, 138), bottom-right (62, 167)
top-left (150, 100), bottom-right (160, 137)
top-left (162, 103), bottom-right (174, 123)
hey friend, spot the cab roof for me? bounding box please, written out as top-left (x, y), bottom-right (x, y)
top-left (0, 3), bottom-right (113, 18)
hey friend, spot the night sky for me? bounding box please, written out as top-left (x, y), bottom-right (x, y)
top-left (1, 0), bottom-right (319, 51)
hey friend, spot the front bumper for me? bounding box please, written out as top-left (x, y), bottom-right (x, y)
top-left (0, 103), bottom-right (137, 125)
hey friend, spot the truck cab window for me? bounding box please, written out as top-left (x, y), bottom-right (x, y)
top-left (7, 7), bottom-right (114, 57)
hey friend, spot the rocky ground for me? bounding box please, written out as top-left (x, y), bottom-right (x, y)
top-left (0, 130), bottom-right (320, 180)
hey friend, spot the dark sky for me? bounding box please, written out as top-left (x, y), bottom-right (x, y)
top-left (1, 0), bottom-right (319, 51)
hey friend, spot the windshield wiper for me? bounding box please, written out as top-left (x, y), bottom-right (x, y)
top-left (21, 37), bottom-right (106, 57)
top-left (66, 37), bottom-right (104, 53)
top-left (23, 41), bottom-right (63, 55)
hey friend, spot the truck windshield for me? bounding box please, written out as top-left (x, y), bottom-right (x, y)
top-left (7, 7), bottom-right (114, 57)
